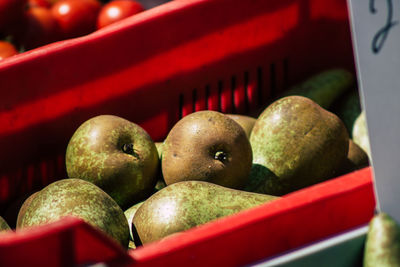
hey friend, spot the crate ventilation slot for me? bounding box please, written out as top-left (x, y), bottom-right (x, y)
top-left (178, 59), bottom-right (289, 119)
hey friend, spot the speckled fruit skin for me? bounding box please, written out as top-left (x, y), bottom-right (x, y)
top-left (124, 201), bottom-right (144, 247)
top-left (18, 179), bottom-right (130, 248)
top-left (65, 115), bottom-right (159, 209)
top-left (364, 213), bottom-right (400, 267)
top-left (16, 191), bottom-right (39, 229)
top-left (0, 216), bottom-right (10, 232)
top-left (248, 96), bottom-right (349, 195)
top-left (133, 181), bottom-right (278, 244)
top-left (162, 111), bottom-right (252, 190)
top-left (225, 114), bottom-right (257, 138)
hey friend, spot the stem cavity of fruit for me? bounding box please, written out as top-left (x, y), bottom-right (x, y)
top-left (214, 151), bottom-right (228, 163)
top-left (122, 143), bottom-right (140, 158)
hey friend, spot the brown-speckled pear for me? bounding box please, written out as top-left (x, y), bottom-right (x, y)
top-left (124, 201), bottom-right (144, 243)
top-left (16, 191), bottom-right (39, 228)
top-left (133, 181), bottom-right (278, 244)
top-left (225, 114), bottom-right (257, 138)
top-left (66, 115), bottom-right (159, 209)
top-left (0, 216), bottom-right (10, 232)
top-left (162, 111), bottom-right (252, 189)
top-left (17, 179), bottom-right (130, 248)
top-left (248, 96), bottom-right (349, 195)
top-left (364, 213), bottom-right (400, 267)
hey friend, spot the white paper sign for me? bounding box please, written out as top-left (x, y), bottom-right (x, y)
top-left (347, 0), bottom-right (400, 222)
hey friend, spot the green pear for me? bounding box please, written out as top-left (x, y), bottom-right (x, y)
top-left (133, 181), bottom-right (278, 244)
top-left (364, 212), bottom-right (400, 267)
top-left (337, 139), bottom-right (369, 175)
top-left (65, 115), bottom-right (159, 209)
top-left (0, 216), bottom-right (10, 232)
top-left (124, 201), bottom-right (144, 243)
top-left (17, 178), bottom-right (130, 248)
top-left (353, 111), bottom-right (371, 159)
top-left (162, 110), bottom-right (252, 190)
top-left (347, 139), bottom-right (369, 167)
top-left (331, 89), bottom-right (362, 137)
top-left (155, 142), bottom-right (164, 158)
top-left (154, 142), bottom-right (166, 192)
top-left (16, 191), bottom-right (39, 229)
top-left (281, 69), bottom-right (354, 109)
top-left (225, 114), bottom-right (257, 138)
top-left (248, 96), bottom-right (349, 195)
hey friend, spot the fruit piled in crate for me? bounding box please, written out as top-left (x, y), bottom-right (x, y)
top-left (0, 68), bottom-right (371, 251)
top-left (0, 0), bottom-right (153, 60)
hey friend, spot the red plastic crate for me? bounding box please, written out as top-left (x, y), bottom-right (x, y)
top-left (0, 0), bottom-right (375, 266)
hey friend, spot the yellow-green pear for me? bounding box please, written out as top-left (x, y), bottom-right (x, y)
top-left (248, 96), bottom-right (349, 195)
top-left (364, 213), bottom-right (400, 267)
top-left (133, 181), bottom-right (278, 244)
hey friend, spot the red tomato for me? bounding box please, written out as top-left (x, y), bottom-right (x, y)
top-left (21, 6), bottom-right (58, 49)
top-left (51, 0), bottom-right (101, 39)
top-left (0, 0), bottom-right (27, 32)
top-left (0, 41), bottom-right (18, 60)
top-left (27, 0), bottom-right (51, 8)
top-left (96, 0), bottom-right (144, 29)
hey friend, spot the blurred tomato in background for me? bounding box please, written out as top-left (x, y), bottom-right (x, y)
top-left (0, 40), bottom-right (18, 60)
top-left (21, 6), bottom-right (58, 49)
top-left (97, 0), bottom-right (144, 29)
top-left (0, 0), bottom-right (171, 59)
top-left (51, 0), bottom-right (101, 39)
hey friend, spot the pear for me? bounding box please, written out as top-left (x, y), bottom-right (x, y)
top-left (124, 201), bottom-right (144, 243)
top-left (0, 216), bottom-right (10, 232)
top-left (225, 114), bottom-right (257, 138)
top-left (281, 69), bottom-right (354, 109)
top-left (133, 181), bottom-right (278, 244)
top-left (16, 191), bottom-right (39, 229)
top-left (17, 178), bottom-right (130, 248)
top-left (338, 139), bottom-right (369, 175)
top-left (154, 179), bottom-right (166, 192)
top-left (364, 212), bottom-right (400, 267)
top-left (155, 142), bottom-right (164, 158)
top-left (347, 139), bottom-right (369, 167)
top-left (248, 96), bottom-right (349, 195)
top-left (353, 111), bottom-right (371, 159)
top-left (331, 89), bottom-right (362, 137)
top-left (66, 115), bottom-right (159, 209)
top-left (162, 110), bottom-right (252, 189)
top-left (154, 141), bottom-right (166, 191)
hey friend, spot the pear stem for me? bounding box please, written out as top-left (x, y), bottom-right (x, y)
top-left (214, 151), bottom-right (227, 163)
top-left (122, 143), bottom-right (140, 159)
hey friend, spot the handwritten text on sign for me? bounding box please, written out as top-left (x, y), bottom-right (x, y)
top-left (348, 0), bottom-right (400, 222)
